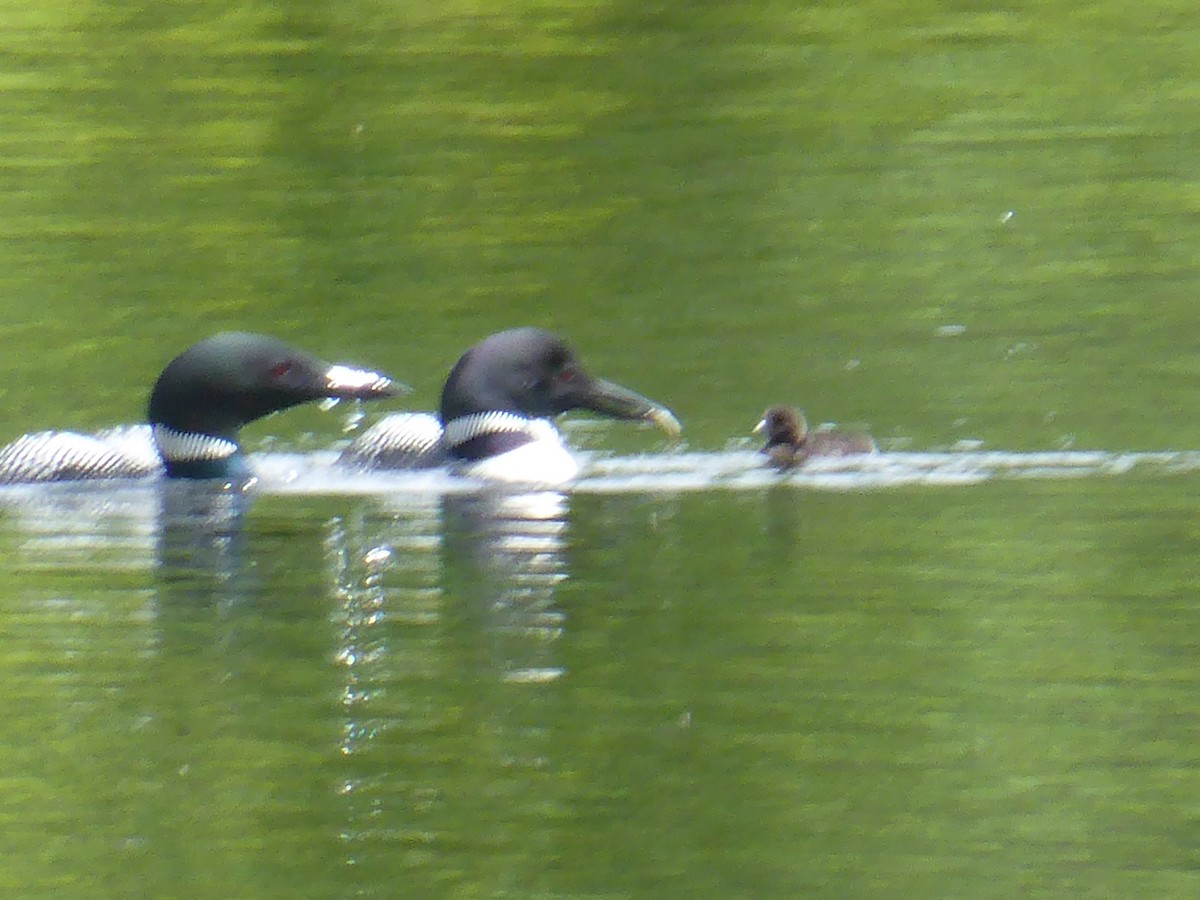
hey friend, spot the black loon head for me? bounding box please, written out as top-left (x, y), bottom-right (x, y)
top-left (437, 327), bottom-right (680, 460)
top-left (147, 332), bottom-right (402, 478)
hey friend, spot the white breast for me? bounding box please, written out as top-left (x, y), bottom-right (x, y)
top-left (461, 420), bottom-right (580, 486)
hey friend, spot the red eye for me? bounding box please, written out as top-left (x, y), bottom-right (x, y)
top-left (556, 366), bottom-right (576, 384)
top-left (269, 361), bottom-right (293, 380)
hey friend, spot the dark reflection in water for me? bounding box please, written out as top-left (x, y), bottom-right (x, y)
top-left (761, 483), bottom-right (804, 564)
top-left (0, 479), bottom-right (339, 896)
top-left (154, 480), bottom-right (256, 605)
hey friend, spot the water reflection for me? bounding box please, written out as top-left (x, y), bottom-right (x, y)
top-left (0, 477), bottom-right (339, 895)
top-left (154, 480), bottom-right (256, 607)
top-left (441, 491), bottom-right (569, 685)
top-left (0, 478), bottom-right (254, 578)
top-left (0, 482), bottom-right (160, 572)
top-left (3, 466), bottom-right (1200, 895)
top-left (329, 488), bottom-right (572, 882)
top-left (0, 478), bottom-right (265, 685)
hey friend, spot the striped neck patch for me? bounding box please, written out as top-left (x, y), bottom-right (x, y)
top-left (152, 425), bottom-right (239, 463)
top-left (442, 411), bottom-right (541, 449)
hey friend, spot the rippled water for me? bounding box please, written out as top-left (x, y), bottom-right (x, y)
top-left (5, 0), bottom-right (1200, 896)
top-left (2, 457), bottom-right (1199, 897)
top-left (171, 444), bottom-right (1200, 494)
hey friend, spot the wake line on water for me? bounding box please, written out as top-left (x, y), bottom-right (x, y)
top-left (254, 448), bottom-right (1200, 496)
top-left (2, 449), bottom-right (1195, 563)
top-left (2, 450), bottom-right (1196, 504)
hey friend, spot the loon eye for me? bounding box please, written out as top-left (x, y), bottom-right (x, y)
top-left (556, 365), bottom-right (577, 384)
top-left (269, 361), bottom-right (293, 381)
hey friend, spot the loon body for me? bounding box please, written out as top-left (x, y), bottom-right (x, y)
top-left (340, 327), bottom-right (680, 485)
top-left (754, 405), bottom-right (876, 470)
top-left (0, 332), bottom-right (401, 484)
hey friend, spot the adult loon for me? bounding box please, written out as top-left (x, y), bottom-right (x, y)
top-left (340, 327), bottom-right (680, 484)
top-left (0, 332), bottom-right (402, 484)
top-left (754, 405), bottom-right (876, 470)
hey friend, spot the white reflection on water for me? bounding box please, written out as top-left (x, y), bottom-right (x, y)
top-left (2, 447), bottom-right (1197, 568)
top-left (0, 479), bottom-right (253, 572)
top-left (329, 489), bottom-right (571, 752)
top-left (1, 446), bottom-right (1197, 574)
top-left (255, 447), bottom-right (1200, 496)
top-left (328, 487), bottom-right (572, 864)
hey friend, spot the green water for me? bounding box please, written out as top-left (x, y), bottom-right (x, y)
top-left (2, 481), bottom-right (1199, 897)
top-left (1, 0), bottom-right (1200, 897)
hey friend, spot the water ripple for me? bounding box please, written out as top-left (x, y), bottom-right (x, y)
top-left (255, 448), bottom-right (1200, 496)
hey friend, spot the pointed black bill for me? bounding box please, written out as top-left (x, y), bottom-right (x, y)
top-left (580, 377), bottom-right (682, 437)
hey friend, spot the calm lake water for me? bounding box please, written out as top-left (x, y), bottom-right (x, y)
top-left (2, 1), bottom-right (1200, 897)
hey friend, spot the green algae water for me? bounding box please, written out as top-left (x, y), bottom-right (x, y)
top-left (1, 0), bottom-right (1199, 896)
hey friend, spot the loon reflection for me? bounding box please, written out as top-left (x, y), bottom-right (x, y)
top-left (331, 489), bottom-right (571, 712)
top-left (0, 471), bottom-right (581, 881)
top-left (329, 487), bottom-right (573, 862)
top-left (154, 479), bottom-right (258, 606)
top-left (0, 478), bottom-right (258, 605)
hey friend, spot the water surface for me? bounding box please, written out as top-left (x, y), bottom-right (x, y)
top-left (2, 0), bottom-right (1200, 896)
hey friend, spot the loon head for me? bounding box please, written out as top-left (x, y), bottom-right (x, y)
top-left (754, 405), bottom-right (810, 469)
top-left (438, 328), bottom-right (679, 455)
top-left (147, 332), bottom-right (403, 479)
top-left (754, 405), bottom-right (875, 469)
top-left (755, 405), bottom-right (808, 446)
top-left (332, 327), bottom-right (682, 484)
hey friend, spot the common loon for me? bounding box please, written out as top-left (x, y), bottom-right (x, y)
top-left (0, 332), bottom-right (402, 484)
top-left (340, 327), bottom-right (680, 484)
top-left (754, 405), bottom-right (876, 469)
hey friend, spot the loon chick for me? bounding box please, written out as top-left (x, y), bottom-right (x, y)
top-left (0, 332), bottom-right (402, 484)
top-left (340, 327), bottom-right (680, 484)
top-left (754, 405), bottom-right (875, 470)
